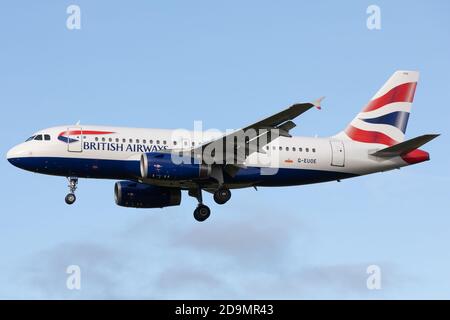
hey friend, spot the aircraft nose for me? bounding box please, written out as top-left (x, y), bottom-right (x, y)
top-left (6, 145), bottom-right (29, 167)
top-left (7, 146), bottom-right (18, 166)
top-left (7, 146), bottom-right (14, 159)
top-left (7, 157), bottom-right (18, 167)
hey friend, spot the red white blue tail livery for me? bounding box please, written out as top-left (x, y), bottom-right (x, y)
top-left (339, 70), bottom-right (418, 145)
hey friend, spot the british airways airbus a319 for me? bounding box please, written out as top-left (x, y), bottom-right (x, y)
top-left (6, 71), bottom-right (438, 221)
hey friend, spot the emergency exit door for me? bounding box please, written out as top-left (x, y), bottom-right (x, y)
top-left (67, 127), bottom-right (83, 152)
top-left (330, 140), bottom-right (345, 167)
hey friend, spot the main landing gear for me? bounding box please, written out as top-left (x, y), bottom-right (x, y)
top-left (193, 204), bottom-right (211, 222)
top-left (65, 177), bottom-right (78, 205)
top-left (189, 186), bottom-right (232, 222)
top-left (189, 187), bottom-right (211, 222)
top-left (213, 187), bottom-right (231, 205)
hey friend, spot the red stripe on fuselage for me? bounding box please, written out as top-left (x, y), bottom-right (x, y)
top-left (363, 82), bottom-right (417, 112)
top-left (59, 130), bottom-right (115, 136)
top-left (345, 125), bottom-right (398, 146)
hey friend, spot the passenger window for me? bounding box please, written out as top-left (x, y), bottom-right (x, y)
top-left (150, 140), bottom-right (153, 144)
top-left (34, 135), bottom-right (43, 141)
top-left (129, 139), bottom-right (133, 143)
top-left (156, 140), bottom-right (160, 144)
top-left (292, 147), bottom-right (296, 151)
top-left (306, 148), bottom-right (309, 152)
top-left (122, 138), bottom-right (126, 143)
top-left (44, 134), bottom-right (51, 141)
top-left (286, 147), bottom-right (289, 151)
top-left (272, 146), bottom-right (276, 150)
top-left (163, 140), bottom-right (167, 145)
top-left (115, 138), bottom-right (119, 143)
top-left (279, 146), bottom-right (282, 151)
top-left (95, 137), bottom-right (99, 141)
top-left (109, 138), bottom-right (112, 142)
top-left (143, 139), bottom-right (146, 144)
top-left (173, 141), bottom-right (177, 145)
top-left (102, 137), bottom-right (106, 142)
top-left (299, 147), bottom-right (302, 152)
top-left (136, 139), bottom-right (140, 143)
top-left (312, 148), bottom-right (316, 153)
top-left (192, 141), bottom-right (195, 146)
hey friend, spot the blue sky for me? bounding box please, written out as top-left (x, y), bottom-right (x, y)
top-left (0, 0), bottom-right (449, 299)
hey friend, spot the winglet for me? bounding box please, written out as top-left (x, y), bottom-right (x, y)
top-left (312, 96), bottom-right (325, 110)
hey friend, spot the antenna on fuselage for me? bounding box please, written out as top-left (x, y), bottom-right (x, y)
top-left (76, 120), bottom-right (81, 126)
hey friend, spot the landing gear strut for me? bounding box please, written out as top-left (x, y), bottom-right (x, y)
top-left (189, 187), bottom-right (211, 222)
top-left (213, 187), bottom-right (231, 205)
top-left (65, 177), bottom-right (78, 205)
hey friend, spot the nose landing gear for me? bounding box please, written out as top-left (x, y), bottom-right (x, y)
top-left (65, 193), bottom-right (76, 205)
top-left (65, 177), bottom-right (78, 205)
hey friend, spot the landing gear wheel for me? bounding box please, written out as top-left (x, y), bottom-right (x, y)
top-left (193, 204), bottom-right (211, 222)
top-left (65, 193), bottom-right (76, 205)
top-left (213, 188), bottom-right (231, 205)
top-left (65, 177), bottom-right (78, 205)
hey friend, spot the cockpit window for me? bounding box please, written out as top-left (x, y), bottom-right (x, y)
top-left (25, 134), bottom-right (50, 142)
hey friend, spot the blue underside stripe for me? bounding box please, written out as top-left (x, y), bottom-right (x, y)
top-left (8, 157), bottom-right (357, 186)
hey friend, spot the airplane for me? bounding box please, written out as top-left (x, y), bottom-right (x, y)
top-left (6, 71), bottom-right (439, 222)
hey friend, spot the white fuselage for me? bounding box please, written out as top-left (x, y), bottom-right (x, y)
top-left (6, 125), bottom-right (410, 189)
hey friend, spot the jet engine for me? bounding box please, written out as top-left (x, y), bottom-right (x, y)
top-left (140, 152), bottom-right (211, 180)
top-left (114, 181), bottom-right (181, 208)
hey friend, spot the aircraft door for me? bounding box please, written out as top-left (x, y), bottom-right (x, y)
top-left (330, 140), bottom-right (345, 167)
top-left (67, 127), bottom-right (83, 152)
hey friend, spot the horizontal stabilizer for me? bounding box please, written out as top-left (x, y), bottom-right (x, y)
top-left (371, 134), bottom-right (440, 157)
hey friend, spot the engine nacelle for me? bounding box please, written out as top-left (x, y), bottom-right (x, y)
top-left (114, 181), bottom-right (181, 208)
top-left (140, 152), bottom-right (211, 180)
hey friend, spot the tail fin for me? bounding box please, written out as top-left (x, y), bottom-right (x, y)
top-left (337, 71), bottom-right (419, 146)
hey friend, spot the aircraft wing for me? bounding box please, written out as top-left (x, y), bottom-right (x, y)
top-left (189, 97), bottom-right (324, 168)
top-left (241, 97), bottom-right (324, 133)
